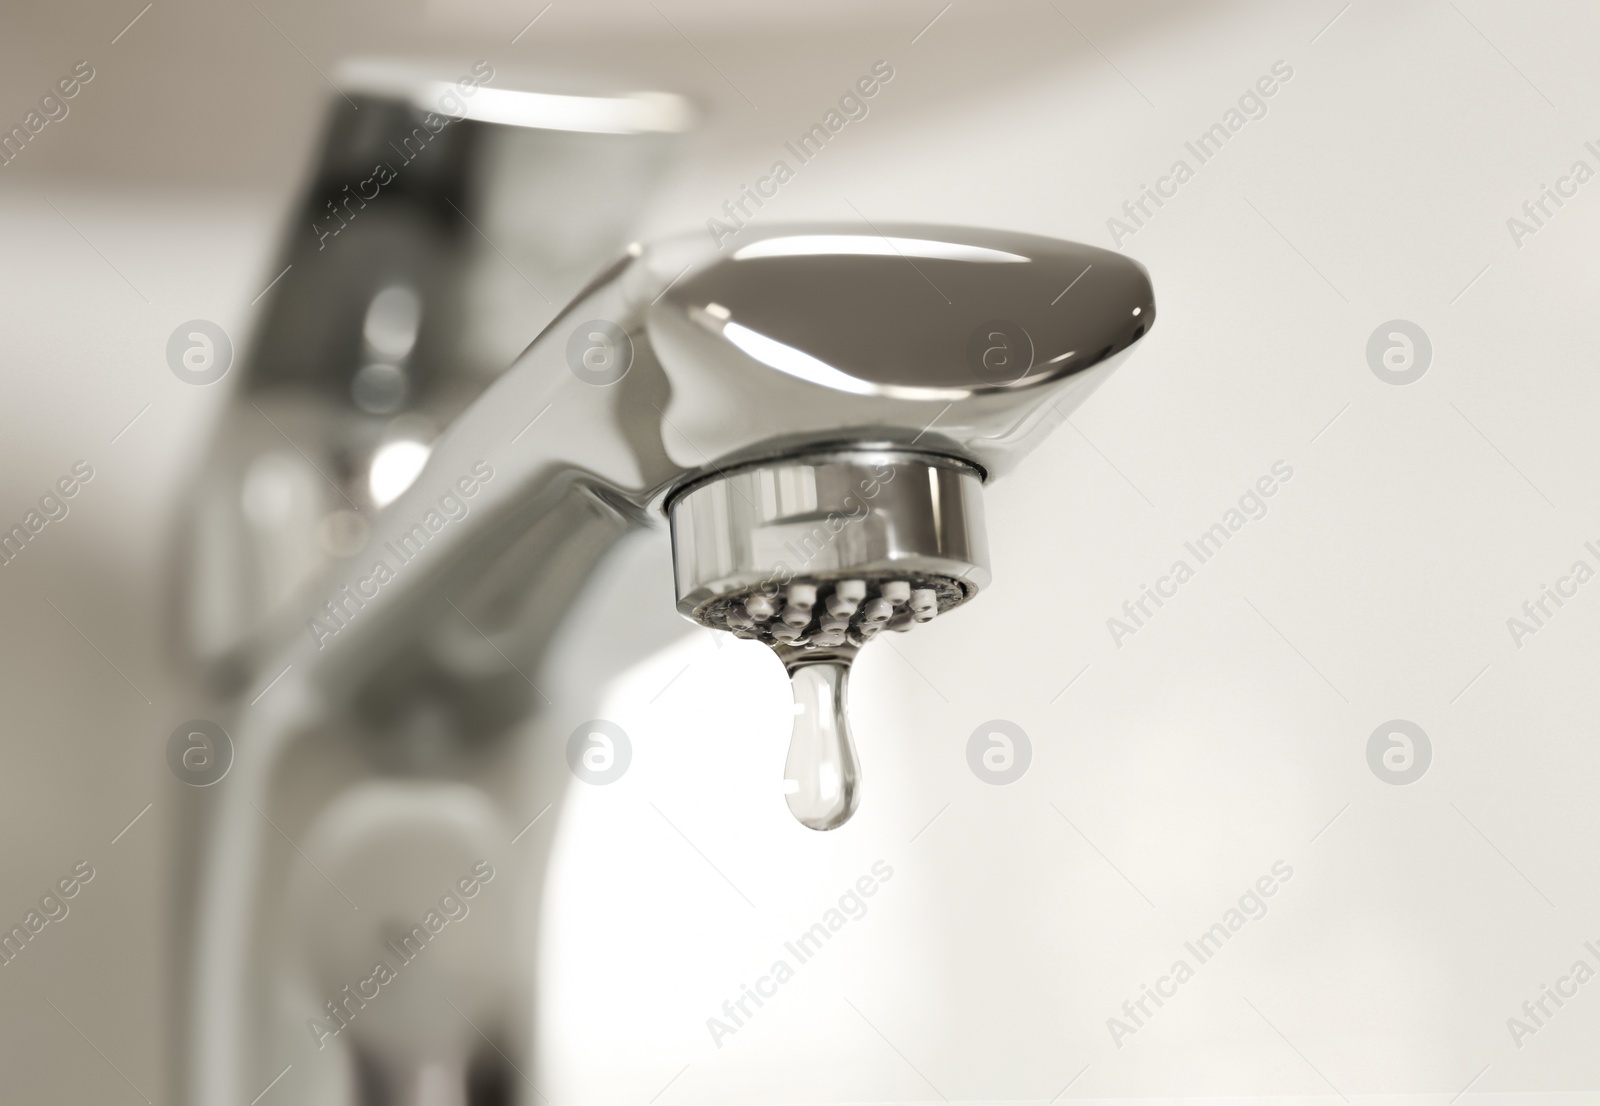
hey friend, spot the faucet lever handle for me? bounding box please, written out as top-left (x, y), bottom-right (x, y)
top-left (646, 223), bottom-right (1155, 477)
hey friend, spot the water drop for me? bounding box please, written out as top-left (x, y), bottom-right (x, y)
top-left (783, 659), bottom-right (860, 831)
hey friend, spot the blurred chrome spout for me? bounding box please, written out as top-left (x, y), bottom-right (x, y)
top-left (176, 61), bottom-right (690, 698)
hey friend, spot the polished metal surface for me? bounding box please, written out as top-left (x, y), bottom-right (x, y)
top-left (643, 223), bottom-right (1155, 478)
top-left (668, 451), bottom-right (989, 623)
top-left (673, 229), bottom-right (1150, 394)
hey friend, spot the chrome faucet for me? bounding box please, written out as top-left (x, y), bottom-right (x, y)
top-left (185, 216), bottom-right (1153, 1104)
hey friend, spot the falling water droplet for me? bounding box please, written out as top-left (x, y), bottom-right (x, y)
top-left (784, 659), bottom-right (860, 831)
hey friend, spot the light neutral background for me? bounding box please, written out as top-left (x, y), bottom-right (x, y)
top-left (2, 0), bottom-right (1598, 1102)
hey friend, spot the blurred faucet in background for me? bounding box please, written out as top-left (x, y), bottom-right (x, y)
top-left (173, 61), bottom-right (693, 1106)
top-left (177, 58), bottom-right (691, 699)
